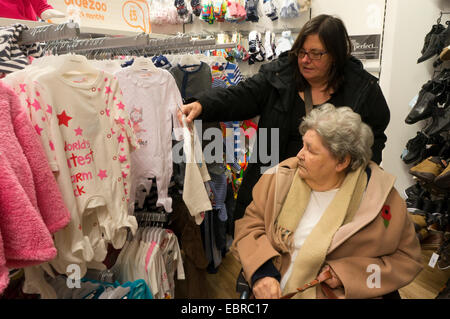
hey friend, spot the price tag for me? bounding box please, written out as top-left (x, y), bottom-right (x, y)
top-left (428, 252), bottom-right (439, 268)
top-left (409, 94), bottom-right (419, 108)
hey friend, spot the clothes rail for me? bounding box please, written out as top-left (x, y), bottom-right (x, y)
top-left (55, 33), bottom-right (150, 54)
top-left (238, 28), bottom-right (302, 35)
top-left (143, 38), bottom-right (217, 55)
top-left (18, 22), bottom-right (80, 45)
top-left (187, 27), bottom-right (302, 38)
top-left (54, 35), bottom-right (220, 55)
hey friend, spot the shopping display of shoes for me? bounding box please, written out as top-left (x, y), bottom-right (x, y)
top-left (404, 25), bottom-right (450, 299)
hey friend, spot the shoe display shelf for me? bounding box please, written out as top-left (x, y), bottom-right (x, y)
top-left (402, 14), bottom-right (450, 283)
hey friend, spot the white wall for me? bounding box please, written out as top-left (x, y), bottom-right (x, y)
top-left (312, 0), bottom-right (385, 74)
top-left (379, 0), bottom-right (449, 197)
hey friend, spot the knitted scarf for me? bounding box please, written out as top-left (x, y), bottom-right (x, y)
top-left (275, 166), bottom-right (367, 298)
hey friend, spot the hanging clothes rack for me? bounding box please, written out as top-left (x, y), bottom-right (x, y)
top-left (17, 22), bottom-right (81, 45)
top-left (51, 34), bottom-right (235, 56)
top-left (53, 33), bottom-right (150, 54)
top-left (186, 27), bottom-right (302, 38)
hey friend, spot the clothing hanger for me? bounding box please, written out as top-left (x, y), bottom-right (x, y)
top-left (178, 50), bottom-right (202, 67)
top-left (130, 56), bottom-right (159, 72)
top-left (55, 54), bottom-right (100, 78)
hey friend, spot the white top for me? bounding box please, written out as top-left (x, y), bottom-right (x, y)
top-left (115, 67), bottom-right (184, 213)
top-left (280, 188), bottom-right (339, 291)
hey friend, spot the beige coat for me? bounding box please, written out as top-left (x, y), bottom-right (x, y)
top-left (231, 158), bottom-right (423, 298)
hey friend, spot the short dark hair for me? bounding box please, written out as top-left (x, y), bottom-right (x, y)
top-left (289, 14), bottom-right (352, 93)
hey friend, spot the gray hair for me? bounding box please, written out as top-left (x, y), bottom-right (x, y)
top-left (299, 103), bottom-right (374, 171)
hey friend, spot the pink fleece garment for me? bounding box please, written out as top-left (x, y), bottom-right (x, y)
top-left (0, 229), bottom-right (9, 295)
top-left (0, 0), bottom-right (53, 21)
top-left (0, 81), bottom-right (71, 267)
top-left (0, 81), bottom-right (71, 233)
top-left (0, 151), bottom-right (56, 268)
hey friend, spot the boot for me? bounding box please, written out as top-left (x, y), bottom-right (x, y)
top-left (418, 24), bottom-right (447, 63)
top-left (425, 103), bottom-right (450, 136)
top-left (437, 236), bottom-right (450, 270)
top-left (410, 156), bottom-right (446, 183)
top-left (434, 159), bottom-right (450, 189)
top-left (401, 131), bottom-right (429, 164)
top-left (405, 80), bottom-right (440, 124)
top-left (421, 24), bottom-right (445, 55)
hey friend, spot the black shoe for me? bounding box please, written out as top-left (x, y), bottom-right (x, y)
top-left (421, 24), bottom-right (446, 55)
top-left (418, 24), bottom-right (447, 63)
top-left (405, 80), bottom-right (434, 124)
top-left (425, 104), bottom-right (450, 136)
top-left (406, 197), bottom-right (423, 214)
top-left (425, 200), bottom-right (448, 229)
top-left (419, 135), bottom-right (447, 161)
top-left (401, 132), bottom-right (429, 164)
top-left (416, 198), bottom-right (436, 215)
top-left (405, 182), bottom-right (427, 198)
top-left (438, 141), bottom-right (450, 159)
top-left (406, 79), bottom-right (447, 124)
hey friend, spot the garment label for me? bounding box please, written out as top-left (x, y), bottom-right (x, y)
top-left (409, 94), bottom-right (419, 108)
top-left (72, 77), bottom-right (88, 83)
top-left (139, 72), bottom-right (153, 78)
top-left (185, 66), bottom-right (197, 72)
top-left (428, 252), bottom-right (439, 268)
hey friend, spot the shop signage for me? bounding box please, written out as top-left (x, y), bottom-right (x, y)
top-left (349, 34), bottom-right (381, 60)
top-left (47, 0), bottom-right (151, 33)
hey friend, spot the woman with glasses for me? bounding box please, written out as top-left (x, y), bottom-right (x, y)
top-left (178, 14), bottom-right (390, 222)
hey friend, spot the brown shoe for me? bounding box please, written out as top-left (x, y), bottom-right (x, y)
top-left (417, 227), bottom-right (430, 242)
top-left (409, 213), bottom-right (428, 228)
top-left (410, 156), bottom-right (445, 183)
top-left (440, 46), bottom-right (450, 61)
top-left (437, 237), bottom-right (450, 270)
top-left (434, 161), bottom-right (450, 189)
top-left (421, 230), bottom-right (444, 250)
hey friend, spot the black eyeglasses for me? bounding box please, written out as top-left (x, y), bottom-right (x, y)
top-left (297, 49), bottom-right (328, 60)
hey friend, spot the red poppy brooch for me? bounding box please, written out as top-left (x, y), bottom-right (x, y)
top-left (380, 205), bottom-right (391, 228)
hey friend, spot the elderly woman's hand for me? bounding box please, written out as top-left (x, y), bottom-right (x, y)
top-left (319, 264), bottom-right (342, 288)
top-left (252, 276), bottom-right (282, 299)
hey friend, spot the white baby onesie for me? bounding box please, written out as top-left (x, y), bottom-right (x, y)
top-left (115, 68), bottom-right (184, 213)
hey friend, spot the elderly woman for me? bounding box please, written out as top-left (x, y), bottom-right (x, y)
top-left (230, 104), bottom-right (422, 299)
